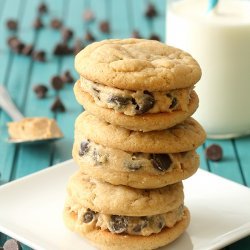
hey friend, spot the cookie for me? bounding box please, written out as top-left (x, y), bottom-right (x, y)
top-left (75, 112), bottom-right (206, 153)
top-left (75, 38), bottom-right (201, 91)
top-left (64, 203), bottom-right (190, 250)
top-left (72, 139), bottom-right (199, 188)
top-left (74, 80), bottom-right (199, 131)
top-left (66, 171), bottom-right (184, 216)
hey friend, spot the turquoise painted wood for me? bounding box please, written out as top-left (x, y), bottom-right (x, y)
top-left (0, 0), bottom-right (249, 249)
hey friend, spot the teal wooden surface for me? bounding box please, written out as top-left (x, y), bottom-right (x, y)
top-left (0, 0), bottom-right (249, 249)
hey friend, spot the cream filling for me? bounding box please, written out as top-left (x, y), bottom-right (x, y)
top-left (66, 201), bottom-right (184, 236)
top-left (80, 76), bottom-right (192, 116)
top-left (77, 139), bottom-right (196, 175)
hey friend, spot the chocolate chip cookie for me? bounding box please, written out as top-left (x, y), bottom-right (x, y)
top-left (74, 80), bottom-right (199, 131)
top-left (63, 171), bottom-right (189, 249)
top-left (72, 139), bottom-right (199, 188)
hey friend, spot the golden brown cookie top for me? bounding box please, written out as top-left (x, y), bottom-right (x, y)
top-left (67, 171), bottom-right (184, 216)
top-left (75, 39), bottom-right (201, 91)
top-left (75, 112), bottom-right (206, 153)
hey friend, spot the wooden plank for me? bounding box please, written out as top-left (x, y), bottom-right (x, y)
top-left (0, 0), bottom-right (27, 183)
top-left (234, 137), bottom-right (250, 186)
top-left (110, 0), bottom-right (131, 38)
top-left (89, 0), bottom-right (110, 40)
top-left (11, 0), bottom-right (67, 179)
top-left (131, 0), bottom-right (151, 38)
top-left (151, 0), bottom-right (166, 41)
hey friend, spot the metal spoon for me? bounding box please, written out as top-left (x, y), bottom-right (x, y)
top-left (0, 85), bottom-right (63, 145)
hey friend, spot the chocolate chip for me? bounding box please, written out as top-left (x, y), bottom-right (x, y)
top-left (134, 91), bottom-right (155, 114)
top-left (131, 30), bottom-right (141, 39)
top-left (92, 87), bottom-right (100, 94)
top-left (79, 140), bottom-right (90, 156)
top-left (3, 239), bottom-right (22, 250)
top-left (33, 17), bottom-right (44, 29)
top-left (51, 76), bottom-right (64, 90)
top-left (73, 39), bottom-right (84, 55)
top-left (61, 70), bottom-right (74, 84)
top-left (133, 217), bottom-right (148, 233)
top-left (145, 4), bottom-right (158, 18)
top-left (149, 34), bottom-right (161, 41)
top-left (83, 209), bottom-right (95, 223)
top-left (151, 154), bottom-right (172, 171)
top-left (33, 84), bottom-right (48, 98)
top-left (22, 44), bottom-right (34, 56)
top-left (7, 36), bottom-right (19, 47)
top-left (53, 43), bottom-right (72, 55)
top-left (7, 37), bottom-right (24, 54)
top-left (38, 3), bottom-right (48, 14)
top-left (110, 215), bottom-right (128, 234)
top-left (51, 97), bottom-right (66, 112)
top-left (83, 9), bottom-right (95, 22)
top-left (84, 30), bottom-right (95, 42)
top-left (61, 28), bottom-right (74, 42)
top-left (107, 96), bottom-right (131, 107)
top-left (32, 50), bottom-right (46, 62)
top-left (50, 18), bottom-right (62, 29)
top-left (99, 21), bottom-right (110, 33)
top-left (205, 144), bottom-right (223, 161)
top-left (6, 19), bottom-right (18, 30)
top-left (167, 94), bottom-right (178, 109)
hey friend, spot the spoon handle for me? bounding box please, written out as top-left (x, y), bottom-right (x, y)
top-left (0, 85), bottom-right (24, 121)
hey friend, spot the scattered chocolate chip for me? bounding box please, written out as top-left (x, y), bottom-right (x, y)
top-left (51, 76), bottom-right (64, 90)
top-left (73, 39), bottom-right (84, 55)
top-left (33, 84), bottom-right (48, 98)
top-left (7, 37), bottom-right (24, 53)
top-left (79, 140), bottom-right (90, 156)
top-left (83, 9), bottom-right (95, 22)
top-left (110, 215), bottom-right (128, 234)
top-left (99, 21), bottom-right (110, 33)
top-left (51, 97), bottom-right (66, 112)
top-left (61, 28), bottom-right (74, 42)
top-left (167, 94), bottom-right (178, 109)
top-left (205, 144), bottom-right (223, 161)
top-left (6, 19), bottom-right (18, 31)
top-left (38, 2), bottom-right (48, 14)
top-left (61, 70), bottom-right (74, 84)
top-left (50, 18), bottom-right (62, 29)
top-left (149, 34), bottom-right (161, 41)
top-left (134, 91), bottom-right (155, 114)
top-left (3, 239), bottom-right (22, 250)
top-left (107, 96), bottom-right (131, 107)
top-left (133, 217), bottom-right (148, 233)
top-left (92, 87), bottom-right (100, 94)
top-left (33, 17), bottom-right (44, 29)
top-left (151, 154), bottom-right (172, 171)
top-left (21, 44), bottom-right (34, 56)
top-left (83, 209), bottom-right (95, 223)
top-left (145, 4), bottom-right (158, 18)
top-left (84, 30), bottom-right (95, 42)
top-left (53, 43), bottom-right (72, 55)
top-left (131, 30), bottom-right (141, 39)
top-left (32, 50), bottom-right (46, 62)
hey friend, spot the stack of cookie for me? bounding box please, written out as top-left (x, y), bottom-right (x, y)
top-left (63, 39), bottom-right (206, 250)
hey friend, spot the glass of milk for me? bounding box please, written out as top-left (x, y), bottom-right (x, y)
top-left (166, 0), bottom-right (250, 139)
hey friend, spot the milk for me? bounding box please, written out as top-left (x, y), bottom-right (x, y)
top-left (166, 0), bottom-right (250, 138)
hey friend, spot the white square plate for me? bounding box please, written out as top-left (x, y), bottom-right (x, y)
top-left (0, 160), bottom-right (250, 250)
